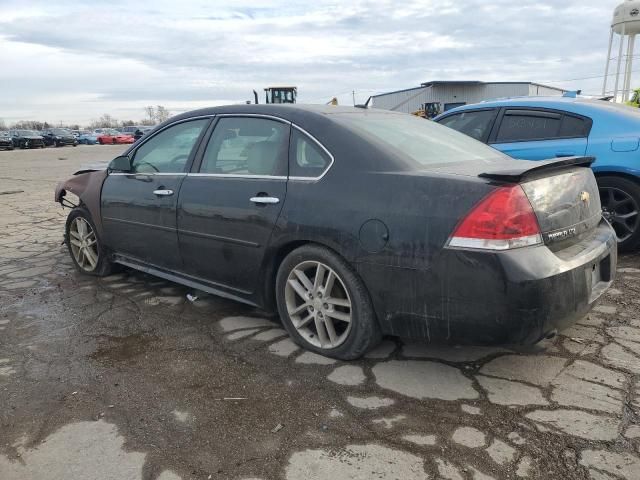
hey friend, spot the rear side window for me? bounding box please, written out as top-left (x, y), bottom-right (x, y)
top-left (495, 111), bottom-right (561, 142)
top-left (289, 129), bottom-right (331, 178)
top-left (201, 117), bottom-right (289, 176)
top-left (558, 115), bottom-right (590, 137)
top-left (494, 109), bottom-right (591, 143)
top-left (438, 110), bottom-right (496, 141)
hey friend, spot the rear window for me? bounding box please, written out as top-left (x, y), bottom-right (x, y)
top-left (333, 112), bottom-right (504, 167)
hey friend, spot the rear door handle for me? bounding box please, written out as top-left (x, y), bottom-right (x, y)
top-left (250, 196), bottom-right (280, 204)
top-left (153, 189), bottom-right (174, 196)
top-left (555, 152), bottom-right (575, 157)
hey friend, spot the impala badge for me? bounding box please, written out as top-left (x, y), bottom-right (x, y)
top-left (580, 191), bottom-right (590, 204)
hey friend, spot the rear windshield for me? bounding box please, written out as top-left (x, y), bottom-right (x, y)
top-left (332, 112), bottom-right (504, 167)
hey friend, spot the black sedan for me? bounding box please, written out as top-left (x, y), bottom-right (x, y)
top-left (0, 131), bottom-right (14, 150)
top-left (42, 128), bottom-right (78, 147)
top-left (9, 130), bottom-right (45, 149)
top-left (55, 105), bottom-right (617, 359)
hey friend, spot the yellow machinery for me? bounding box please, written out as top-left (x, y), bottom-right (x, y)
top-left (412, 102), bottom-right (442, 119)
top-left (253, 87), bottom-right (297, 104)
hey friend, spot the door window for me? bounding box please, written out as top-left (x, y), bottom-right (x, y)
top-left (558, 114), bottom-right (591, 138)
top-left (200, 117), bottom-right (289, 176)
top-left (495, 110), bottom-right (563, 143)
top-left (438, 110), bottom-right (496, 141)
top-left (289, 129), bottom-right (331, 178)
top-left (131, 119), bottom-right (208, 173)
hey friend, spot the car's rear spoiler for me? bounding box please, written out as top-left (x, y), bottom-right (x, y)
top-left (478, 156), bottom-right (595, 183)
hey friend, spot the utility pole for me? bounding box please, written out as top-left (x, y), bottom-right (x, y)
top-left (352, 90), bottom-right (356, 106)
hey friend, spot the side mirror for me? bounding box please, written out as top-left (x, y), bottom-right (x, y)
top-left (108, 155), bottom-right (132, 173)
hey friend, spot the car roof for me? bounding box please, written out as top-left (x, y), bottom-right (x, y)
top-left (169, 103), bottom-right (403, 124)
top-left (437, 96), bottom-right (640, 119)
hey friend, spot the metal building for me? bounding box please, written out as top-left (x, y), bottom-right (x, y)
top-left (371, 81), bottom-right (567, 115)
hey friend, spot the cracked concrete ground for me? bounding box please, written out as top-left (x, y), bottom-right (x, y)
top-left (1, 146), bottom-right (640, 479)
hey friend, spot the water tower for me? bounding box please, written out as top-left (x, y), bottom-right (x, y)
top-left (603, 0), bottom-right (640, 101)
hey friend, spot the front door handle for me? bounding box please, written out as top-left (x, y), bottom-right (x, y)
top-left (153, 189), bottom-right (174, 196)
top-left (250, 196), bottom-right (280, 204)
top-left (555, 152), bottom-right (575, 158)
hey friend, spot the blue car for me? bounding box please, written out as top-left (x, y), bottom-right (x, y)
top-left (435, 96), bottom-right (640, 251)
top-left (78, 132), bottom-right (99, 145)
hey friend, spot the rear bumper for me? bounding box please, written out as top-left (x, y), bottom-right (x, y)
top-left (359, 220), bottom-right (617, 345)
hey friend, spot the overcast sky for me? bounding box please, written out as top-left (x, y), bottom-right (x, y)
top-left (0, 0), bottom-right (624, 125)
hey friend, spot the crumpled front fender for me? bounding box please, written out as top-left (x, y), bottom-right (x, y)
top-left (55, 169), bottom-right (108, 237)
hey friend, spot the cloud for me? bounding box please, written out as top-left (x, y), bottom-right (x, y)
top-left (0, 0), bottom-right (620, 124)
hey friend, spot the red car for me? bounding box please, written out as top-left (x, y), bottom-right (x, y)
top-left (96, 129), bottom-right (135, 145)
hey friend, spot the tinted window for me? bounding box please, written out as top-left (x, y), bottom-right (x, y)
top-left (131, 119), bottom-right (208, 173)
top-left (333, 112), bottom-right (504, 168)
top-left (438, 110), bottom-right (496, 141)
top-left (200, 117), bottom-right (289, 176)
top-left (559, 115), bottom-right (589, 137)
top-left (289, 129), bottom-right (331, 177)
top-left (495, 111), bottom-right (561, 142)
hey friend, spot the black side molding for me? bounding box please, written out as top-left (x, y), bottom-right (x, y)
top-left (478, 156), bottom-right (595, 183)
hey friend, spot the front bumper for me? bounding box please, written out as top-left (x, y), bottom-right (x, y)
top-left (359, 220), bottom-right (617, 345)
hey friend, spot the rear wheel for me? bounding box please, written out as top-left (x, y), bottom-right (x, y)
top-left (65, 208), bottom-right (113, 276)
top-left (598, 175), bottom-right (640, 252)
top-left (276, 245), bottom-right (381, 360)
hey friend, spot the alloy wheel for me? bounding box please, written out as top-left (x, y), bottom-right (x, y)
top-left (284, 261), bottom-right (352, 349)
top-left (69, 217), bottom-right (99, 272)
top-left (600, 186), bottom-right (640, 242)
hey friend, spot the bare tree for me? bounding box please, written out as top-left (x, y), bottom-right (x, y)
top-left (144, 106), bottom-right (155, 124)
top-left (0, 119), bottom-right (6, 130)
top-left (154, 105), bottom-right (170, 123)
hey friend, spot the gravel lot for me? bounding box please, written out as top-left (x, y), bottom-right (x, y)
top-left (0, 145), bottom-right (639, 480)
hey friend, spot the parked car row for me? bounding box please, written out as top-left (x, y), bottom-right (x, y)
top-left (0, 126), bottom-right (155, 150)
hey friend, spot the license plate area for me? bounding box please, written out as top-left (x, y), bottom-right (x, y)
top-left (588, 254), bottom-right (612, 303)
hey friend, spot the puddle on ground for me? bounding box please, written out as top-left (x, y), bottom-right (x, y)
top-left (90, 333), bottom-right (158, 363)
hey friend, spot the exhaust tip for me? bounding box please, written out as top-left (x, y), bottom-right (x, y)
top-left (545, 329), bottom-right (558, 340)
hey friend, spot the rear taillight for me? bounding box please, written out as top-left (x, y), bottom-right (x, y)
top-left (448, 185), bottom-right (542, 250)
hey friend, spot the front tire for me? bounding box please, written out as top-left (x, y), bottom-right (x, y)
top-left (598, 175), bottom-right (640, 252)
top-left (276, 244), bottom-right (381, 360)
top-left (65, 208), bottom-right (113, 276)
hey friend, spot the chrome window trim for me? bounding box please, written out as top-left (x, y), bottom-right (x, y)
top-left (215, 113), bottom-right (292, 125)
top-left (108, 172), bottom-right (187, 176)
top-left (289, 124), bottom-right (335, 182)
top-left (187, 173), bottom-right (287, 180)
top-left (108, 113), bottom-right (336, 182)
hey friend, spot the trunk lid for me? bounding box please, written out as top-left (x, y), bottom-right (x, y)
top-left (519, 167), bottom-right (601, 246)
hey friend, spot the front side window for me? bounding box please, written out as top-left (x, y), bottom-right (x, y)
top-left (438, 110), bottom-right (496, 141)
top-left (289, 129), bottom-right (331, 177)
top-left (200, 117), bottom-right (289, 176)
top-left (495, 110), bottom-right (561, 142)
top-left (131, 119), bottom-right (208, 173)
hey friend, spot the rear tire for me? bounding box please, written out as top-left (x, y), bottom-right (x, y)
top-left (275, 244), bottom-right (381, 360)
top-left (598, 175), bottom-right (640, 252)
top-left (65, 208), bottom-right (113, 276)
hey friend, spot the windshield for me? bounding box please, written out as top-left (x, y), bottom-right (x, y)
top-left (332, 112), bottom-right (505, 168)
top-left (51, 128), bottom-right (71, 135)
top-left (17, 130), bottom-right (38, 136)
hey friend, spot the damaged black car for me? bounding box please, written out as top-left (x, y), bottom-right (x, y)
top-left (55, 105), bottom-right (617, 359)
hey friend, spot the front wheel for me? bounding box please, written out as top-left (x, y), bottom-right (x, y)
top-left (65, 208), bottom-right (113, 276)
top-left (599, 175), bottom-right (640, 252)
top-left (276, 244), bottom-right (381, 360)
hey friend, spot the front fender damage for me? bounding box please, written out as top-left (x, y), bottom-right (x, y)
top-left (55, 169), bottom-right (108, 237)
